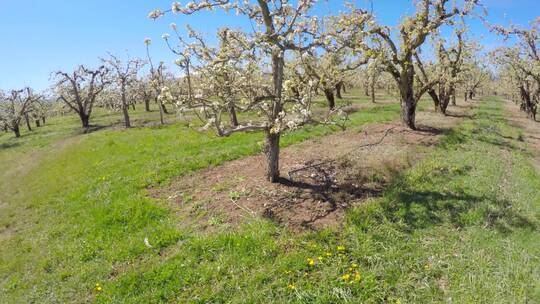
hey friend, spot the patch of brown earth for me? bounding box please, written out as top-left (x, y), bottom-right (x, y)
top-left (153, 101), bottom-right (476, 231)
top-left (503, 101), bottom-right (540, 171)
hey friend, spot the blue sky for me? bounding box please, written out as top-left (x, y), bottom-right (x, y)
top-left (0, 0), bottom-right (537, 91)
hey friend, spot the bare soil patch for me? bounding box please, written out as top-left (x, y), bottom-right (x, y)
top-left (153, 101), bottom-right (475, 231)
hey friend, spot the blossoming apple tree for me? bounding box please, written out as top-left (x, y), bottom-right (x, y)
top-left (150, 0), bottom-right (355, 182)
top-left (101, 54), bottom-right (145, 128)
top-left (54, 65), bottom-right (110, 129)
top-left (338, 0), bottom-right (481, 129)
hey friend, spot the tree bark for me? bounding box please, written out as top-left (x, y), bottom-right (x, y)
top-left (228, 104), bottom-right (239, 127)
top-left (439, 96), bottom-right (451, 115)
top-left (323, 88), bottom-right (336, 110)
top-left (121, 91), bottom-right (131, 128)
top-left (144, 98), bottom-right (151, 112)
top-left (265, 131), bottom-right (280, 183)
top-left (370, 80), bottom-right (376, 103)
top-left (428, 89), bottom-right (440, 112)
top-left (24, 113), bottom-right (32, 131)
top-left (265, 50), bottom-right (284, 183)
top-left (13, 124), bottom-right (20, 138)
top-left (161, 104), bottom-right (169, 114)
top-left (80, 113), bottom-right (90, 128)
top-left (336, 82), bottom-right (343, 99)
top-left (35, 119), bottom-right (41, 127)
top-left (464, 92), bottom-right (468, 102)
top-left (399, 64), bottom-right (417, 130)
top-left (158, 98), bottom-right (165, 125)
top-left (42, 116), bottom-right (46, 124)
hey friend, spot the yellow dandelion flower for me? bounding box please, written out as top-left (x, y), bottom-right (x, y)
top-left (354, 272), bottom-right (361, 281)
top-left (325, 252), bottom-right (332, 257)
top-left (341, 273), bottom-right (351, 281)
top-left (317, 256), bottom-right (323, 261)
top-left (287, 284), bottom-right (296, 290)
top-left (96, 286), bottom-right (102, 292)
top-left (337, 245), bottom-right (345, 252)
top-left (351, 263), bottom-right (358, 268)
top-left (307, 258), bottom-right (315, 266)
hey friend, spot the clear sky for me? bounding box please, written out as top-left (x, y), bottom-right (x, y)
top-left (0, 0), bottom-right (537, 91)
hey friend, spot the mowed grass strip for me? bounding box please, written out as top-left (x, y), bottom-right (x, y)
top-left (0, 95), bottom-right (405, 303)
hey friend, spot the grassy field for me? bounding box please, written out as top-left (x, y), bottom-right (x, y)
top-left (1, 96), bottom-right (539, 303)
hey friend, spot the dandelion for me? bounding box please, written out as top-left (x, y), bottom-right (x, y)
top-left (351, 263), bottom-right (358, 268)
top-left (170, 23), bottom-right (178, 31)
top-left (337, 245), bottom-right (345, 252)
top-left (354, 272), bottom-right (361, 281)
top-left (317, 256), bottom-right (323, 261)
top-left (144, 37), bottom-right (152, 45)
top-left (307, 258), bottom-right (315, 266)
top-left (162, 33), bottom-right (170, 40)
top-left (95, 283), bottom-right (102, 292)
top-left (325, 252), bottom-right (332, 257)
top-left (341, 273), bottom-right (351, 281)
top-left (287, 283), bottom-right (296, 290)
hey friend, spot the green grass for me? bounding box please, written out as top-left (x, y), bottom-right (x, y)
top-left (0, 92), bottom-right (405, 303)
top-left (3, 96), bottom-right (537, 303)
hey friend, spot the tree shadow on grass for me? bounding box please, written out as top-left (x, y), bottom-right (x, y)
top-left (385, 188), bottom-right (537, 234)
top-left (82, 125), bottom-right (108, 134)
top-left (0, 141), bottom-right (21, 149)
top-left (368, 160), bottom-right (539, 235)
top-left (261, 162), bottom-right (385, 230)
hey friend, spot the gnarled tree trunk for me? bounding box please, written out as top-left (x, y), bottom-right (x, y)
top-left (323, 88), bottom-right (336, 110)
top-left (399, 65), bottom-right (417, 130)
top-left (121, 91), bottom-right (131, 128)
top-left (336, 82), bottom-right (344, 99)
top-left (80, 113), bottom-right (90, 128)
top-left (12, 124), bottom-right (21, 138)
top-left (228, 104), bottom-right (239, 127)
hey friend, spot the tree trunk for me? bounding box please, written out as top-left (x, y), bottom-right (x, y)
top-left (399, 65), bottom-right (417, 130)
top-left (228, 104), bottom-right (239, 127)
top-left (464, 92), bottom-right (468, 102)
top-left (122, 92), bottom-right (131, 128)
top-left (144, 98), bottom-right (151, 112)
top-left (428, 89), bottom-right (440, 112)
top-left (451, 88), bottom-right (456, 106)
top-left (131, 103), bottom-right (136, 111)
top-left (35, 119), bottom-right (41, 127)
top-left (265, 50), bottom-right (285, 183)
top-left (265, 131), bottom-right (280, 183)
top-left (122, 106), bottom-right (131, 128)
top-left (158, 98), bottom-right (165, 125)
top-left (469, 91), bottom-right (474, 100)
top-left (336, 82), bottom-right (343, 99)
top-left (42, 116), bottom-right (46, 124)
top-left (440, 96), bottom-right (450, 115)
top-left (13, 124), bottom-right (20, 138)
top-left (323, 88), bottom-right (336, 110)
top-left (161, 104), bottom-right (169, 114)
top-left (80, 113), bottom-right (90, 128)
top-left (370, 80), bottom-right (376, 103)
top-left (24, 113), bottom-right (32, 131)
